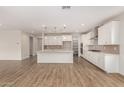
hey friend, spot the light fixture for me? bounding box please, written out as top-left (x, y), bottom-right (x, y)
top-left (62, 36), bottom-right (66, 40)
top-left (54, 26), bottom-right (57, 33)
top-left (63, 24), bottom-right (66, 32)
top-left (63, 24), bottom-right (66, 27)
top-left (62, 6), bottom-right (71, 10)
top-left (81, 24), bottom-right (85, 26)
top-left (42, 25), bottom-right (46, 28)
top-left (0, 24), bottom-right (2, 26)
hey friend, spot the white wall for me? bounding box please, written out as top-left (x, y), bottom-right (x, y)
top-left (33, 37), bottom-right (38, 56)
top-left (0, 31), bottom-right (22, 60)
top-left (111, 13), bottom-right (124, 75)
top-left (21, 32), bottom-right (30, 60)
top-left (78, 35), bottom-right (81, 57)
top-left (0, 30), bottom-right (38, 60)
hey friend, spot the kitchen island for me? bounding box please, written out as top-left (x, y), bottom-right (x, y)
top-left (37, 50), bottom-right (73, 63)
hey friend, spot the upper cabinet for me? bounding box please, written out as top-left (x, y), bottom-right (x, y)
top-left (81, 28), bottom-right (98, 46)
top-left (98, 21), bottom-right (120, 45)
top-left (44, 36), bottom-right (62, 45)
top-left (62, 35), bottom-right (72, 41)
top-left (44, 35), bottom-right (72, 45)
top-left (81, 32), bottom-right (90, 46)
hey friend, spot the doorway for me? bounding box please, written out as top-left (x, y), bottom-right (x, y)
top-left (29, 36), bottom-right (33, 56)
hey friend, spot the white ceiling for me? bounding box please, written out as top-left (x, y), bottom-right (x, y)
top-left (0, 6), bottom-right (124, 34)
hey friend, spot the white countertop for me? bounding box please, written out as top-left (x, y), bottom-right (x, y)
top-left (37, 49), bottom-right (73, 63)
top-left (37, 49), bottom-right (73, 53)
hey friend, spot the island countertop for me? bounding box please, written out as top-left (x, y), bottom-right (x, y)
top-left (37, 49), bottom-right (73, 63)
top-left (37, 49), bottom-right (73, 53)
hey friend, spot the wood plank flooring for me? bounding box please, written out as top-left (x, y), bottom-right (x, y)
top-left (0, 56), bottom-right (124, 87)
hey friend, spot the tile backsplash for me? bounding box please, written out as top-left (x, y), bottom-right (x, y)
top-left (88, 45), bottom-right (119, 54)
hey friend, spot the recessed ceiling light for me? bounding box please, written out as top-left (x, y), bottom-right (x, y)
top-left (42, 25), bottom-right (46, 28)
top-left (63, 24), bottom-right (66, 29)
top-left (63, 24), bottom-right (66, 27)
top-left (81, 24), bottom-right (85, 26)
top-left (0, 24), bottom-right (2, 26)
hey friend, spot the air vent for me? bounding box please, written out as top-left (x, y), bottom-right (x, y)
top-left (62, 6), bottom-right (71, 10)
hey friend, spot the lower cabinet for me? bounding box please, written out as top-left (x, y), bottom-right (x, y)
top-left (98, 54), bottom-right (105, 70)
top-left (104, 54), bottom-right (119, 73)
top-left (82, 51), bottom-right (119, 73)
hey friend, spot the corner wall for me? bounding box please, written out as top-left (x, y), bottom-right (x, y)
top-left (21, 32), bottom-right (30, 60)
top-left (0, 30), bottom-right (22, 60)
top-left (33, 37), bottom-right (38, 56)
top-left (0, 30), bottom-right (31, 60)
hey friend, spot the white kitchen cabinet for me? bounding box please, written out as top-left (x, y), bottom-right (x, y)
top-left (98, 26), bottom-right (106, 45)
top-left (81, 33), bottom-right (91, 51)
top-left (104, 54), bottom-right (119, 73)
top-left (82, 51), bottom-right (119, 73)
top-left (87, 32), bottom-right (91, 45)
top-left (45, 35), bottom-right (72, 45)
top-left (97, 53), bottom-right (105, 70)
top-left (62, 35), bottom-right (72, 41)
top-left (98, 21), bottom-right (120, 45)
top-left (44, 36), bottom-right (62, 45)
top-left (93, 52), bottom-right (100, 66)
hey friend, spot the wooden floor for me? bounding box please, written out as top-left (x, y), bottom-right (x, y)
top-left (0, 56), bottom-right (124, 87)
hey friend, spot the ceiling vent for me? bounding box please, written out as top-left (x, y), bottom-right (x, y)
top-left (62, 6), bottom-right (71, 10)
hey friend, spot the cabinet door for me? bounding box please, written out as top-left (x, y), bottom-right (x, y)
top-left (98, 53), bottom-right (105, 70)
top-left (44, 36), bottom-right (49, 45)
top-left (88, 52), bottom-right (94, 63)
top-left (62, 35), bottom-right (72, 41)
top-left (49, 36), bottom-right (63, 45)
top-left (98, 26), bottom-right (105, 45)
top-left (104, 22), bottom-right (113, 45)
top-left (111, 21), bottom-right (120, 44)
top-left (57, 36), bottom-right (62, 45)
top-left (49, 36), bottom-right (54, 45)
top-left (105, 54), bottom-right (119, 73)
top-left (98, 21), bottom-right (120, 45)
